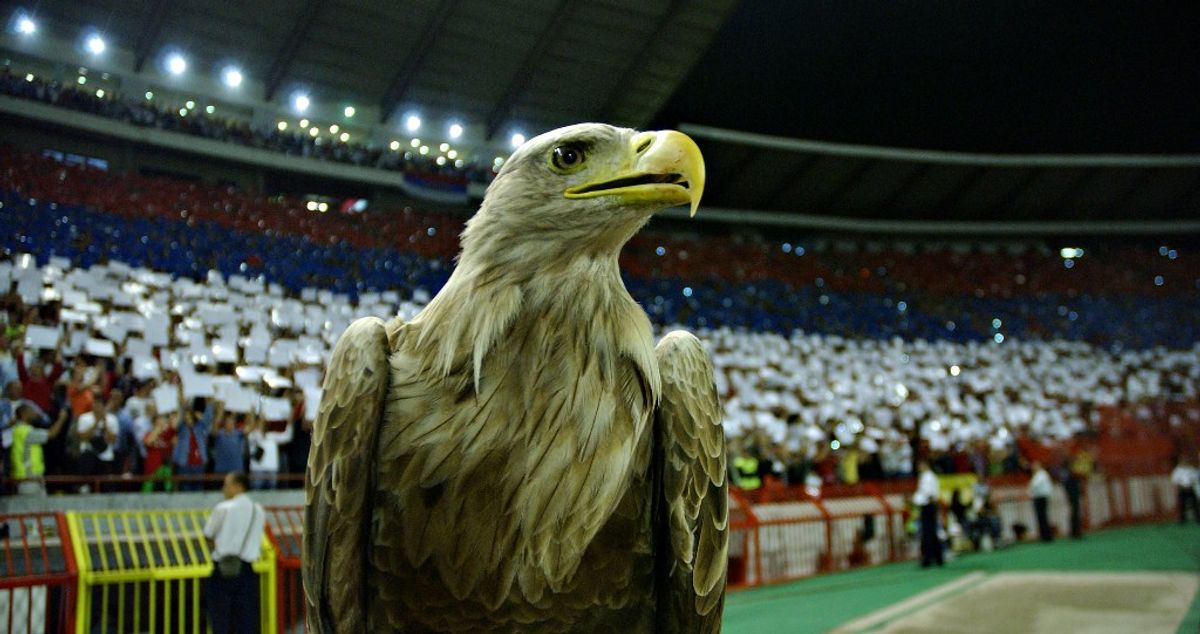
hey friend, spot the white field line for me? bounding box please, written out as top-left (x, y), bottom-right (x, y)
top-left (828, 571), bottom-right (988, 634)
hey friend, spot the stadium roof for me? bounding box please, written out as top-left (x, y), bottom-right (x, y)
top-left (28, 0), bottom-right (737, 137)
top-left (681, 124), bottom-right (1200, 229)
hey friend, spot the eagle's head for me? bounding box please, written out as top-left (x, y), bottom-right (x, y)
top-left (462, 123), bottom-right (705, 258)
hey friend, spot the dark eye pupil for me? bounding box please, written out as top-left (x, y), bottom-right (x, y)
top-left (554, 146), bottom-right (581, 167)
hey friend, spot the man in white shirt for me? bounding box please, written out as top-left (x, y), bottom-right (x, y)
top-left (203, 472), bottom-right (265, 634)
top-left (913, 460), bottom-right (944, 568)
top-left (1171, 459), bottom-right (1199, 524)
top-left (76, 399), bottom-right (119, 487)
top-left (1028, 461), bottom-right (1054, 542)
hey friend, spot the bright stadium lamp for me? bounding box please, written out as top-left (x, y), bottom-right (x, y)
top-left (15, 14), bottom-right (36, 36)
top-left (448, 122), bottom-right (463, 139)
top-left (510, 132), bottom-right (525, 148)
top-left (85, 34), bottom-right (106, 55)
top-left (293, 93), bottom-right (310, 113)
top-left (344, 105), bottom-right (356, 118)
top-left (222, 66), bottom-right (243, 88)
top-left (166, 53), bottom-right (187, 76)
top-left (405, 115), bottom-right (421, 132)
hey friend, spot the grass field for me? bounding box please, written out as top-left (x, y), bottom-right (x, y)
top-left (723, 523), bottom-right (1200, 633)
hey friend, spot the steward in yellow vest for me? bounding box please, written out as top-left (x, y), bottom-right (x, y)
top-left (733, 455), bottom-right (761, 490)
top-left (10, 403), bottom-right (67, 495)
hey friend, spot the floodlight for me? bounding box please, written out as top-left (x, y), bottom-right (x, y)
top-left (85, 34), bottom-right (106, 55)
top-left (293, 93), bottom-right (310, 113)
top-left (510, 133), bottom-right (525, 147)
top-left (405, 115), bottom-right (421, 132)
top-left (222, 66), bottom-right (243, 88)
top-left (448, 123), bottom-right (463, 139)
top-left (16, 15), bottom-right (36, 35)
top-left (166, 53), bottom-right (187, 76)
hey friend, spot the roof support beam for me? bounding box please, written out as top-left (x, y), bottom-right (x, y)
top-left (760, 155), bottom-right (821, 209)
top-left (264, 0), bottom-right (326, 102)
top-left (931, 166), bottom-right (990, 219)
top-left (874, 163), bottom-right (932, 216)
top-left (1038, 167), bottom-right (1100, 221)
top-left (977, 167), bottom-right (1043, 220)
top-left (593, 0), bottom-right (685, 124)
top-left (378, 0), bottom-right (459, 124)
top-left (484, 0), bottom-right (576, 141)
top-left (710, 147), bottom-right (763, 194)
top-left (133, 0), bottom-right (170, 73)
top-left (814, 159), bottom-right (875, 215)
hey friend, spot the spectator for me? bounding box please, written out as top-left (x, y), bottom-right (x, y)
top-left (283, 389), bottom-right (312, 479)
top-left (66, 363), bottom-right (98, 418)
top-left (211, 402), bottom-right (247, 476)
top-left (76, 398), bottom-right (120, 489)
top-left (1171, 459), bottom-right (1199, 524)
top-left (203, 471), bottom-right (264, 634)
top-left (172, 392), bottom-right (214, 492)
top-left (914, 460), bottom-right (943, 568)
top-left (247, 413), bottom-right (293, 490)
top-left (14, 342), bottom-right (65, 415)
top-left (10, 403), bottom-right (68, 494)
top-left (1028, 461), bottom-right (1054, 542)
top-left (1061, 459), bottom-right (1084, 539)
top-left (126, 380), bottom-right (155, 421)
top-left (142, 411), bottom-right (176, 492)
top-left (0, 334), bottom-right (17, 390)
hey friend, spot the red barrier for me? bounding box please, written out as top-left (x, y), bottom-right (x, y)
top-left (264, 506), bottom-right (305, 634)
top-left (729, 471), bottom-right (1173, 589)
top-left (0, 513), bottom-right (77, 634)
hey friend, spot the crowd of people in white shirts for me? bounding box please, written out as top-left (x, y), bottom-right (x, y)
top-left (3, 253), bottom-right (1198, 494)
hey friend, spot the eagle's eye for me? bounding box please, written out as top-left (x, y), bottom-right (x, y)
top-left (550, 145), bottom-right (586, 173)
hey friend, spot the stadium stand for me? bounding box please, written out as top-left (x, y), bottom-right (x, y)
top-left (0, 69), bottom-right (496, 185)
top-left (1, 147), bottom-right (1196, 493)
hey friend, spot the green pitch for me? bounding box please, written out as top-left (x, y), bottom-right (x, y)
top-left (723, 523), bottom-right (1200, 633)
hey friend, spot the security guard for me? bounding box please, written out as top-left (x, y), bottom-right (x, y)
top-left (9, 404), bottom-right (67, 495)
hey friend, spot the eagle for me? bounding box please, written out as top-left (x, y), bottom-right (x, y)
top-left (303, 123), bottom-right (727, 633)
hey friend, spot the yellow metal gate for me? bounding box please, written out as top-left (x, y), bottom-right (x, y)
top-left (65, 509), bottom-right (276, 634)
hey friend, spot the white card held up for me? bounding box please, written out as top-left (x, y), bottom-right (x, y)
top-left (259, 396), bottom-right (292, 421)
top-left (152, 385), bottom-right (180, 415)
top-left (293, 368), bottom-right (321, 390)
top-left (303, 387), bottom-right (321, 421)
top-left (84, 338), bottom-right (117, 358)
top-left (263, 373), bottom-right (293, 390)
top-left (132, 357), bottom-right (161, 381)
top-left (223, 386), bottom-right (257, 413)
top-left (181, 373), bottom-right (216, 398)
top-left (24, 325), bottom-right (61, 350)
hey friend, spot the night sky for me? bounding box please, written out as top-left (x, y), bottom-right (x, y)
top-left (656, 1), bottom-right (1200, 153)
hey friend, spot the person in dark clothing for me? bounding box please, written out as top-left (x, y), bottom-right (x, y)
top-left (1061, 461), bottom-right (1083, 539)
top-left (914, 460), bottom-right (944, 568)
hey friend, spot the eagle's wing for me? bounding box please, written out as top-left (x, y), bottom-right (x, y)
top-left (303, 316), bottom-right (396, 634)
top-left (653, 330), bottom-right (728, 633)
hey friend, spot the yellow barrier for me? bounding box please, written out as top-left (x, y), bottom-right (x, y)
top-left (65, 509), bottom-right (276, 634)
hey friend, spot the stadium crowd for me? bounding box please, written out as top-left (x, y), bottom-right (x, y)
top-left (0, 68), bottom-right (496, 185)
top-left (2, 146), bottom-right (1198, 494)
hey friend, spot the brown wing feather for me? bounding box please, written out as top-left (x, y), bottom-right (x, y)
top-left (303, 316), bottom-right (394, 634)
top-left (653, 330), bottom-right (728, 634)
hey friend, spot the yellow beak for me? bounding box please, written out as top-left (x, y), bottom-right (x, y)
top-left (564, 130), bottom-right (706, 217)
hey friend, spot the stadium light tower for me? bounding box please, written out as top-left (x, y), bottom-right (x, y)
top-left (85, 34), bottom-right (106, 55)
top-left (166, 53), bottom-right (187, 76)
top-left (15, 14), bottom-right (36, 35)
top-left (222, 66), bottom-right (244, 88)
